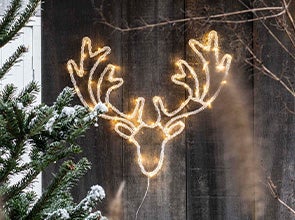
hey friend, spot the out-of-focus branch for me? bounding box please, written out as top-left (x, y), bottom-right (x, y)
top-left (96, 0), bottom-right (294, 98)
top-left (99, 6), bottom-right (285, 32)
top-left (260, 0), bottom-right (295, 52)
top-left (283, 102), bottom-right (295, 114)
top-left (242, 41), bottom-right (295, 97)
top-left (267, 177), bottom-right (295, 216)
top-left (282, 0), bottom-right (295, 32)
top-left (239, 0), bottom-right (295, 61)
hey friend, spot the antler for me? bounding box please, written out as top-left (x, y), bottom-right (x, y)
top-left (66, 32), bottom-right (232, 178)
top-left (153, 30), bottom-right (232, 129)
top-left (96, 64), bottom-right (146, 138)
top-left (67, 37), bottom-right (111, 107)
top-left (66, 37), bottom-right (145, 138)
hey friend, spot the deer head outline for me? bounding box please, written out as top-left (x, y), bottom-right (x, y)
top-left (67, 31), bottom-right (232, 178)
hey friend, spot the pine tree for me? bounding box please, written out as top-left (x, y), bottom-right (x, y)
top-left (0, 1), bottom-right (107, 219)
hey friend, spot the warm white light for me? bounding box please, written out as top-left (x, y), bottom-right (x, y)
top-left (67, 30), bottom-right (232, 178)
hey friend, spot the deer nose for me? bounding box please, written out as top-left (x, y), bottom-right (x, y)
top-left (136, 142), bottom-right (162, 176)
top-left (136, 142), bottom-right (166, 178)
top-left (133, 126), bottom-right (167, 178)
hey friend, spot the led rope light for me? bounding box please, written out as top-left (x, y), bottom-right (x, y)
top-left (67, 30), bottom-right (232, 179)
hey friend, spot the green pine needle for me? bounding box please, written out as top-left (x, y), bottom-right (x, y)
top-left (54, 87), bottom-right (75, 112)
top-left (0, 1), bottom-right (106, 219)
top-left (17, 81), bottom-right (40, 106)
top-left (5, 191), bottom-right (36, 219)
top-left (24, 159), bottom-right (91, 220)
top-left (0, 45), bottom-right (27, 80)
top-left (0, 0), bottom-right (41, 48)
top-left (0, 0), bottom-right (22, 38)
top-left (0, 84), bottom-right (17, 102)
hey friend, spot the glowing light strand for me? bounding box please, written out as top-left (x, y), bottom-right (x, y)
top-left (66, 30), bottom-right (232, 178)
top-left (135, 177), bottom-right (150, 220)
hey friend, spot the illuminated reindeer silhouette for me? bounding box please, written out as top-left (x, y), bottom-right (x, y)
top-left (67, 30), bottom-right (232, 179)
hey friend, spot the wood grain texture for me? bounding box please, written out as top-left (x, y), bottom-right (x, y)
top-left (185, 0), bottom-right (255, 219)
top-left (253, 1), bottom-right (295, 219)
top-left (120, 1), bottom-right (186, 219)
top-left (41, 0), bottom-right (294, 219)
top-left (41, 0), bottom-right (123, 215)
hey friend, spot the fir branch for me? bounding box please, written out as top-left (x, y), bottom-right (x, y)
top-left (27, 106), bottom-right (53, 136)
top-left (54, 87), bottom-right (75, 112)
top-left (0, 84), bottom-right (16, 102)
top-left (0, 138), bottom-right (25, 185)
top-left (0, 0), bottom-right (22, 38)
top-left (44, 208), bottom-right (70, 220)
top-left (0, 45), bottom-right (27, 80)
top-left (0, 1), bottom-right (106, 218)
top-left (24, 159), bottom-right (91, 220)
top-left (47, 104), bottom-right (93, 143)
top-left (4, 168), bottom-right (37, 202)
top-left (17, 81), bottom-right (39, 106)
top-left (0, 0), bottom-right (40, 48)
top-left (13, 103), bottom-right (25, 136)
top-left (84, 211), bottom-right (106, 220)
top-left (44, 142), bottom-right (81, 161)
top-left (2, 104), bottom-right (20, 136)
top-left (43, 192), bottom-right (74, 219)
top-left (5, 143), bottom-right (81, 202)
top-left (13, 162), bottom-right (31, 173)
top-left (54, 158), bottom-right (91, 194)
top-left (69, 185), bottom-right (105, 219)
top-left (30, 141), bottom-right (81, 171)
top-left (0, 102), bottom-right (27, 184)
top-left (10, 163), bottom-right (68, 220)
top-left (6, 191), bottom-right (36, 219)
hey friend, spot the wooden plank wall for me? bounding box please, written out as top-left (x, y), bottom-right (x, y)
top-left (42, 0), bottom-right (124, 217)
top-left (184, 1), bottom-right (254, 219)
top-left (120, 1), bottom-right (186, 219)
top-left (42, 0), bottom-right (294, 219)
top-left (253, 1), bottom-right (295, 219)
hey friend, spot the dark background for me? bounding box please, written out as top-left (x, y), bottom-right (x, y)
top-left (42, 0), bottom-right (295, 219)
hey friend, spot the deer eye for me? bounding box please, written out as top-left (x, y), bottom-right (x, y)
top-left (166, 121), bottom-right (185, 139)
top-left (114, 123), bottom-right (134, 140)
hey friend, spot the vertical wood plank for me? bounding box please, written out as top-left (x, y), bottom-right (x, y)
top-left (253, 0), bottom-right (295, 219)
top-left (185, 1), bottom-right (255, 219)
top-left (41, 0), bottom-right (123, 216)
top-left (41, 1), bottom-right (295, 219)
top-left (120, 0), bottom-right (186, 219)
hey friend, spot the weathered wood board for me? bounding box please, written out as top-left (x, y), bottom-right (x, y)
top-left (42, 0), bottom-right (294, 219)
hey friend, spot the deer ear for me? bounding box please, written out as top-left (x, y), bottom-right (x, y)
top-left (166, 121), bottom-right (185, 139)
top-left (114, 122), bottom-right (134, 140)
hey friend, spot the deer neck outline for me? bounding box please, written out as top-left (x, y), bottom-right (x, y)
top-left (67, 30), bottom-right (232, 178)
